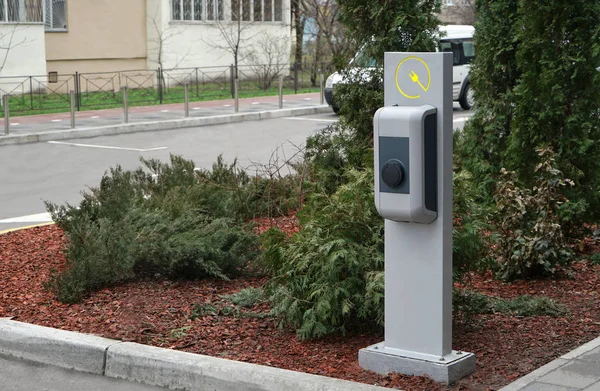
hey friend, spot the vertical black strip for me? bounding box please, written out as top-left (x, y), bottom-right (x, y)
top-left (423, 113), bottom-right (437, 212)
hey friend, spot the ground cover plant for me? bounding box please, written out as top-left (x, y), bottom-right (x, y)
top-left (43, 154), bottom-right (300, 304)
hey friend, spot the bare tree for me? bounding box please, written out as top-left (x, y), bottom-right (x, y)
top-left (246, 34), bottom-right (289, 90)
top-left (291, 0), bottom-right (306, 68)
top-left (148, 11), bottom-right (190, 71)
top-left (440, 0), bottom-right (476, 25)
top-left (204, 4), bottom-right (259, 80)
top-left (147, 9), bottom-right (191, 94)
top-left (0, 24), bottom-right (30, 76)
top-left (303, 0), bottom-right (353, 85)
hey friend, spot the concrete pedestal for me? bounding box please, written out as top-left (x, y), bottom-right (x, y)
top-left (359, 342), bottom-right (476, 384)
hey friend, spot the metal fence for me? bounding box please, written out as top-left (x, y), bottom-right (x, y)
top-left (0, 62), bottom-right (334, 116)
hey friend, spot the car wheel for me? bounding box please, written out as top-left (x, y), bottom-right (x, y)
top-left (459, 83), bottom-right (474, 110)
top-left (332, 106), bottom-right (340, 114)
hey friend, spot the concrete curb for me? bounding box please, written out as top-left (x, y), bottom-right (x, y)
top-left (0, 319), bottom-right (389, 391)
top-left (0, 106), bottom-right (332, 146)
top-left (499, 336), bottom-right (600, 391)
top-left (0, 222), bottom-right (55, 236)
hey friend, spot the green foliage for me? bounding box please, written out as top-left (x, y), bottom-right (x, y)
top-left (459, 0), bottom-right (600, 228)
top-left (589, 253), bottom-right (600, 266)
top-left (45, 155), bottom-right (277, 303)
top-left (330, 0), bottom-right (441, 163)
top-left (264, 168), bottom-right (384, 339)
top-left (304, 123), bottom-right (373, 195)
top-left (493, 295), bottom-right (566, 317)
top-left (452, 167), bottom-right (493, 279)
top-left (454, 290), bottom-right (566, 318)
top-left (489, 148), bottom-right (575, 281)
top-left (220, 287), bottom-right (265, 308)
top-left (337, 0), bottom-right (440, 65)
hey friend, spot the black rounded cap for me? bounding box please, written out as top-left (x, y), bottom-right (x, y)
top-left (381, 159), bottom-right (405, 188)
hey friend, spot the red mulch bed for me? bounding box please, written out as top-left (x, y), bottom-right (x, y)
top-left (1, 223), bottom-right (600, 391)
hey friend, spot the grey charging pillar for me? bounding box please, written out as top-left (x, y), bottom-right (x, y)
top-left (358, 52), bottom-right (475, 383)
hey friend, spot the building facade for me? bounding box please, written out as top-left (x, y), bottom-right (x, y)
top-left (0, 0), bottom-right (292, 80)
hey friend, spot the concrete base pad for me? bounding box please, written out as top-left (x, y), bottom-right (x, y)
top-left (359, 342), bottom-right (476, 384)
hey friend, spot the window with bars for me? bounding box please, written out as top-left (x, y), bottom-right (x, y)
top-left (172, 0), bottom-right (223, 21)
top-left (0, 0), bottom-right (43, 23)
top-left (45, 0), bottom-right (67, 30)
top-left (231, 0), bottom-right (282, 22)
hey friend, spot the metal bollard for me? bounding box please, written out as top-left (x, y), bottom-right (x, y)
top-left (3, 94), bottom-right (8, 135)
top-left (122, 86), bottom-right (129, 124)
top-left (184, 82), bottom-right (190, 118)
top-left (320, 72), bottom-right (324, 105)
top-left (70, 90), bottom-right (76, 129)
top-left (278, 76), bottom-right (283, 109)
top-left (234, 79), bottom-right (239, 113)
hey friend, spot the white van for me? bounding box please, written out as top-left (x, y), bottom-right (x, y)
top-left (324, 25), bottom-right (475, 113)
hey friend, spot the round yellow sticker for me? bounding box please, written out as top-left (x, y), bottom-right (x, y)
top-left (395, 56), bottom-right (431, 99)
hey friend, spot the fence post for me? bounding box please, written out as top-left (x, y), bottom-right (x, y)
top-left (320, 71), bottom-right (324, 105)
top-left (294, 63), bottom-right (299, 94)
top-left (70, 90), bottom-right (76, 129)
top-left (3, 95), bottom-right (9, 135)
top-left (234, 78), bottom-right (239, 113)
top-left (230, 64), bottom-right (235, 98)
top-left (195, 67), bottom-right (199, 97)
top-left (278, 76), bottom-right (283, 109)
top-left (75, 72), bottom-right (81, 111)
top-left (122, 86), bottom-right (129, 124)
top-left (29, 76), bottom-right (33, 110)
top-left (184, 82), bottom-right (190, 118)
top-left (157, 68), bottom-right (163, 104)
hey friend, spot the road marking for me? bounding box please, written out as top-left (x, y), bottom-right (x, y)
top-left (91, 116), bottom-right (100, 119)
top-left (192, 107), bottom-right (201, 110)
top-left (51, 119), bottom-right (62, 122)
top-left (0, 212), bottom-right (52, 224)
top-left (223, 104), bottom-right (232, 107)
top-left (10, 123), bottom-right (20, 125)
top-left (48, 141), bottom-right (168, 152)
top-left (303, 98), bottom-right (312, 101)
top-left (283, 117), bottom-right (337, 122)
top-left (161, 110), bottom-right (170, 112)
top-left (453, 116), bottom-right (472, 123)
top-left (251, 102), bottom-right (260, 105)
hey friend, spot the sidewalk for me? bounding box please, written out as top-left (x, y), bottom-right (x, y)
top-left (500, 337), bottom-right (600, 391)
top-left (0, 92), bottom-right (329, 145)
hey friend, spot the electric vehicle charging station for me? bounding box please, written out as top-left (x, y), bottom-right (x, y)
top-left (358, 52), bottom-right (476, 383)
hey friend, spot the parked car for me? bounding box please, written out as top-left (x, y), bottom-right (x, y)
top-left (324, 25), bottom-right (476, 113)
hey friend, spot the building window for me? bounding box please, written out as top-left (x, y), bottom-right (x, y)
top-left (232, 0), bottom-right (282, 22)
top-left (44, 0), bottom-right (67, 30)
top-left (172, 0), bottom-right (223, 21)
top-left (0, 0), bottom-right (43, 23)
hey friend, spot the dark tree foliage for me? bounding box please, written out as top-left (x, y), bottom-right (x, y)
top-left (460, 0), bottom-right (600, 224)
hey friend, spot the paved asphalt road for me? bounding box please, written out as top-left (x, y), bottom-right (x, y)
top-left (0, 355), bottom-right (170, 391)
top-left (0, 108), bottom-right (472, 230)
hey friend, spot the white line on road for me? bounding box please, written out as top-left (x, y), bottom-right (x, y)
top-left (251, 102), bottom-right (260, 105)
top-left (47, 141), bottom-right (168, 152)
top-left (10, 123), bottom-right (20, 126)
top-left (303, 98), bottom-right (312, 101)
top-left (0, 212), bottom-right (52, 224)
top-left (161, 110), bottom-right (170, 112)
top-left (283, 117), bottom-right (337, 122)
top-left (51, 119), bottom-right (62, 122)
top-left (192, 107), bottom-right (201, 110)
top-left (453, 116), bottom-right (473, 123)
top-left (91, 116), bottom-right (100, 119)
top-left (223, 104), bottom-right (232, 107)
